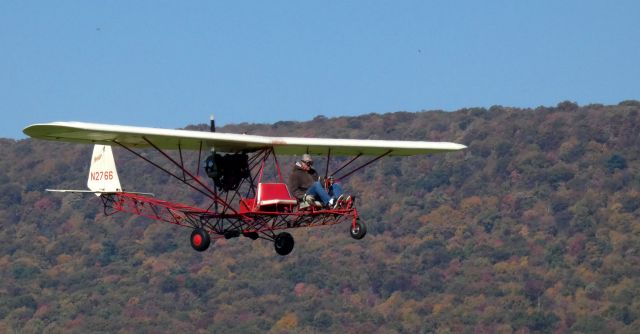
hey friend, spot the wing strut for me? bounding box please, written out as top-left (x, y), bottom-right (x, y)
top-left (196, 140), bottom-right (203, 178)
top-left (333, 150), bottom-right (392, 181)
top-left (324, 148), bottom-right (331, 179)
top-left (331, 153), bottom-right (362, 177)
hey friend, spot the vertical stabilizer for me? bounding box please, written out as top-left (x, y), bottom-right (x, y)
top-left (87, 145), bottom-right (122, 195)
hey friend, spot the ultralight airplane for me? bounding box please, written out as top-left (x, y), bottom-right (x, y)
top-left (23, 120), bottom-right (466, 256)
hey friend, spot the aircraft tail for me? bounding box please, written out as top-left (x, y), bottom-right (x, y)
top-left (46, 144), bottom-right (153, 196)
top-left (87, 145), bottom-right (122, 195)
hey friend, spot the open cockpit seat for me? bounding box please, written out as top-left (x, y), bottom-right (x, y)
top-left (257, 183), bottom-right (297, 207)
top-left (240, 183), bottom-right (297, 213)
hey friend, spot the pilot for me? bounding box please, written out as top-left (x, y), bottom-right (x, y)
top-left (288, 154), bottom-right (345, 208)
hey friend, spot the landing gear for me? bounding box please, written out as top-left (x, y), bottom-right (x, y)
top-left (190, 228), bottom-right (211, 252)
top-left (243, 231), bottom-right (259, 240)
top-left (274, 232), bottom-right (294, 256)
top-left (350, 219), bottom-right (367, 240)
top-left (224, 230), bottom-right (240, 239)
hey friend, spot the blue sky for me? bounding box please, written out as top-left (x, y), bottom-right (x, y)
top-left (2, 1), bottom-right (638, 139)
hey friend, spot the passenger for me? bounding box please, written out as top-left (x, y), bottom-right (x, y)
top-left (288, 154), bottom-right (345, 208)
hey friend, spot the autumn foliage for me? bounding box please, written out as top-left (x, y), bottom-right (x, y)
top-left (1, 101), bottom-right (640, 332)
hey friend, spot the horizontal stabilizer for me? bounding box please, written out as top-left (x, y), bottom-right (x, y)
top-left (46, 189), bottom-right (155, 196)
top-left (46, 189), bottom-right (98, 193)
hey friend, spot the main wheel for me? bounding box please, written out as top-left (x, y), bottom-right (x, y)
top-left (274, 232), bottom-right (295, 256)
top-left (190, 228), bottom-right (211, 252)
top-left (350, 219), bottom-right (367, 240)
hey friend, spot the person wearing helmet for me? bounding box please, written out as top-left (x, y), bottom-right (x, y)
top-left (288, 154), bottom-right (344, 208)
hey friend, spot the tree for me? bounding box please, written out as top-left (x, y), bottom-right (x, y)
top-left (606, 154), bottom-right (627, 172)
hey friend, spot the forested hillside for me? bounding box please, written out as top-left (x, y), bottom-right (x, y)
top-left (2, 101), bottom-right (640, 333)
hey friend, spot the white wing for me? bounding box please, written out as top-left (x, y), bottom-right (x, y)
top-left (23, 121), bottom-right (466, 156)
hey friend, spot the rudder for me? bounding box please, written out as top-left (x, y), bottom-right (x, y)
top-left (87, 145), bottom-right (122, 195)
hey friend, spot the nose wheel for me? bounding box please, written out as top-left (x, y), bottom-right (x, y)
top-left (350, 219), bottom-right (367, 240)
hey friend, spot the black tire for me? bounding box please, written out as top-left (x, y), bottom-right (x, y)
top-left (190, 228), bottom-right (211, 252)
top-left (350, 220), bottom-right (367, 240)
top-left (274, 232), bottom-right (295, 256)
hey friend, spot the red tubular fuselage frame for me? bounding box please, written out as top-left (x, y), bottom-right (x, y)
top-left (104, 140), bottom-right (362, 241)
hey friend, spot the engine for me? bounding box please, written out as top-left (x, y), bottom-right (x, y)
top-left (204, 153), bottom-right (250, 192)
